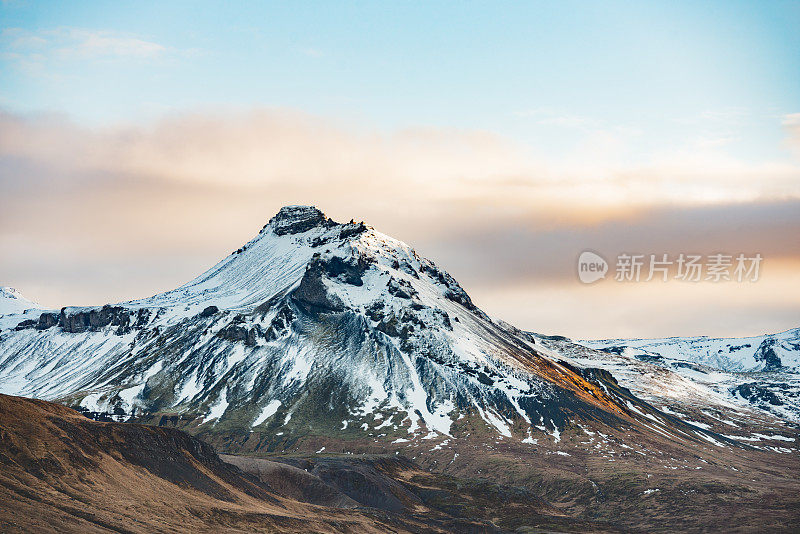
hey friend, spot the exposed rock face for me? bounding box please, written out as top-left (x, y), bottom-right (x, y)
top-left (2, 205), bottom-right (800, 533)
top-left (37, 312), bottom-right (59, 330)
top-left (419, 262), bottom-right (478, 312)
top-left (269, 205), bottom-right (334, 236)
top-left (754, 338), bottom-right (783, 370)
top-left (199, 305), bottom-right (219, 318)
top-left (731, 382), bottom-right (785, 406)
top-left (291, 258), bottom-right (347, 312)
top-left (14, 319), bottom-right (37, 330)
top-left (59, 305), bottom-right (132, 333)
top-left (217, 317), bottom-right (262, 346)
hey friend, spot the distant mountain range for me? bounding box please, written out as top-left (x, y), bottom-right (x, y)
top-left (578, 329), bottom-right (800, 423)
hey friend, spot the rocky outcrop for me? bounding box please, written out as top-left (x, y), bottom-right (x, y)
top-left (291, 259), bottom-right (347, 312)
top-left (59, 305), bottom-right (135, 334)
top-left (420, 261), bottom-right (479, 312)
top-left (199, 305), bottom-right (219, 318)
top-left (269, 205), bottom-right (335, 236)
top-left (37, 312), bottom-right (59, 330)
top-left (731, 382), bottom-right (785, 406)
top-left (217, 315), bottom-right (262, 346)
top-left (14, 319), bottom-right (37, 330)
top-left (754, 338), bottom-right (783, 371)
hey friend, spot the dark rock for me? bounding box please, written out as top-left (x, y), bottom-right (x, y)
top-left (218, 321), bottom-right (262, 346)
top-left (753, 338), bottom-right (782, 371)
top-left (14, 319), bottom-right (37, 331)
top-left (91, 306), bottom-right (130, 329)
top-left (59, 308), bottom-right (90, 333)
top-left (731, 383), bottom-right (784, 406)
top-left (338, 222), bottom-right (368, 240)
top-left (265, 306), bottom-right (294, 341)
top-left (534, 333), bottom-right (569, 342)
top-left (246, 325), bottom-right (262, 346)
top-left (293, 267), bottom-right (345, 312)
top-left (388, 277), bottom-right (417, 299)
top-left (375, 315), bottom-right (402, 337)
top-left (199, 305), bottom-right (219, 318)
top-left (420, 262), bottom-right (477, 311)
top-left (270, 206), bottom-right (335, 236)
top-left (59, 305), bottom-right (131, 333)
top-left (672, 361), bottom-right (706, 373)
top-left (37, 312), bottom-right (59, 330)
top-left (477, 372), bottom-right (494, 386)
top-left (134, 308), bottom-right (151, 328)
top-left (434, 309), bottom-right (452, 330)
top-left (310, 235), bottom-right (334, 247)
top-left (291, 258), bottom-right (357, 312)
top-left (320, 256), bottom-right (367, 286)
top-left (218, 324), bottom-right (249, 343)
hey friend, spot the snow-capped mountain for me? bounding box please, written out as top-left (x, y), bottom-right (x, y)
top-left (0, 206), bottom-right (796, 457)
top-left (0, 286), bottom-right (39, 316)
top-left (583, 329), bottom-right (800, 372)
top-left (574, 330), bottom-right (800, 423)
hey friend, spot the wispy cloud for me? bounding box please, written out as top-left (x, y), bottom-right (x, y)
top-left (0, 27), bottom-right (179, 68)
top-left (50, 28), bottom-right (167, 59)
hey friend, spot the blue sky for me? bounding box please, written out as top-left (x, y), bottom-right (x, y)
top-left (2, 1), bottom-right (798, 163)
top-left (1, 1), bottom-right (799, 337)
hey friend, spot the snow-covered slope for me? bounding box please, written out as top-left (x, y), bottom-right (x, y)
top-left (0, 206), bottom-right (794, 456)
top-left (0, 286), bottom-right (39, 316)
top-left (583, 329), bottom-right (800, 372)
top-left (575, 330), bottom-right (800, 423)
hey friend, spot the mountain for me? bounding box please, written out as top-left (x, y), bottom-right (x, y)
top-left (1, 206), bottom-right (800, 531)
top-left (583, 328), bottom-right (800, 372)
top-left (0, 205), bottom-right (675, 448)
top-left (578, 330), bottom-right (800, 422)
top-left (0, 286), bottom-right (39, 315)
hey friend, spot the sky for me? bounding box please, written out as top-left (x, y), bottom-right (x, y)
top-left (1, 1), bottom-right (799, 338)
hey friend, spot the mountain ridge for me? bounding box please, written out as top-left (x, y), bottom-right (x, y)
top-left (2, 205), bottom-right (800, 532)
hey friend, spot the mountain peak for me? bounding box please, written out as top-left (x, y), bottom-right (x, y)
top-left (268, 205), bottom-right (335, 236)
top-left (0, 286), bottom-right (39, 316)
